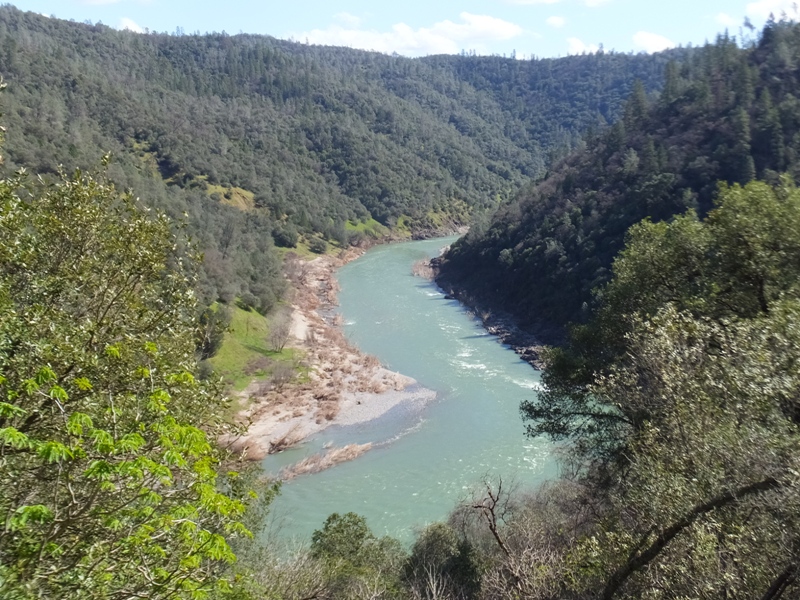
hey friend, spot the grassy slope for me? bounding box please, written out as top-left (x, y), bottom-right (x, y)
top-left (345, 218), bottom-right (390, 237)
top-left (213, 218), bottom-right (395, 394)
top-left (206, 184), bottom-right (257, 212)
top-left (209, 305), bottom-right (300, 391)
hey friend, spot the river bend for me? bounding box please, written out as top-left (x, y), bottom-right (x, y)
top-left (263, 236), bottom-right (555, 543)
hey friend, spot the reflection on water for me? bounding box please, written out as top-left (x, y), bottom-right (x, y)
top-left (262, 237), bottom-right (556, 544)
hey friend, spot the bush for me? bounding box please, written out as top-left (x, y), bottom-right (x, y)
top-left (309, 236), bottom-right (327, 254)
top-left (272, 223), bottom-right (299, 248)
top-left (237, 291), bottom-right (259, 311)
top-left (310, 513), bottom-right (406, 598)
top-left (406, 523), bottom-right (483, 599)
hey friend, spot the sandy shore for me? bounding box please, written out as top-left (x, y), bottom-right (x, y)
top-left (225, 246), bottom-right (436, 462)
top-left (335, 384), bottom-right (436, 426)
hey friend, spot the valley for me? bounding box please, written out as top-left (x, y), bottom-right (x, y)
top-left (2, 4), bottom-right (800, 599)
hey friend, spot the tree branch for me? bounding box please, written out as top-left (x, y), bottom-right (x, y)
top-left (760, 562), bottom-right (798, 600)
top-left (602, 476), bottom-right (781, 600)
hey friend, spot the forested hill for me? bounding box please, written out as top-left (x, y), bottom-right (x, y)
top-left (0, 5), bottom-right (684, 306)
top-left (0, 5), bottom-right (681, 230)
top-left (437, 20), bottom-right (800, 341)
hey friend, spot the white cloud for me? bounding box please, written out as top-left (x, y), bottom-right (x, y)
top-left (633, 31), bottom-right (674, 53)
top-left (716, 12), bottom-right (738, 27)
top-left (335, 12), bottom-right (362, 28)
top-left (746, 0), bottom-right (799, 19)
top-left (567, 37), bottom-right (599, 54)
top-left (293, 12), bottom-right (523, 56)
top-left (119, 17), bottom-right (144, 33)
top-left (546, 16), bottom-right (566, 28)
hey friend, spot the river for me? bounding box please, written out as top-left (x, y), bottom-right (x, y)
top-left (262, 236), bottom-right (556, 544)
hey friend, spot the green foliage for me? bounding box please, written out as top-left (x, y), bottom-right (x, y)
top-left (345, 218), bottom-right (390, 246)
top-left (524, 179), bottom-right (800, 466)
top-left (438, 21), bottom-right (800, 339)
top-left (311, 512), bottom-right (375, 562)
top-left (406, 522), bottom-right (483, 599)
top-left (271, 223), bottom-right (299, 248)
top-left (513, 178), bottom-right (800, 598)
top-left (207, 304), bottom-right (301, 392)
top-left (197, 304), bottom-right (233, 360)
top-left (310, 512), bottom-right (407, 599)
top-left (0, 167), bottom-right (253, 599)
top-left (308, 236), bottom-right (328, 254)
top-left (582, 307), bottom-right (800, 599)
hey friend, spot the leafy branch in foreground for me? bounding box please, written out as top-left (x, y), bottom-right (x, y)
top-left (0, 166), bottom-right (252, 599)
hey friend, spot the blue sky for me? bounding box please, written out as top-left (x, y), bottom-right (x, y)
top-left (8, 0), bottom-right (800, 58)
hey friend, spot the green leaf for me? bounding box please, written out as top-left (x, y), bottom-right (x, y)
top-left (148, 389), bottom-right (171, 412)
top-left (162, 449), bottom-right (188, 467)
top-left (0, 427), bottom-right (33, 449)
top-left (167, 371), bottom-right (196, 386)
top-left (49, 385), bottom-right (68, 402)
top-left (92, 429), bottom-right (115, 454)
top-left (38, 441), bottom-right (74, 463)
top-left (84, 460), bottom-right (113, 480)
top-left (23, 378), bottom-right (39, 394)
top-left (67, 412), bottom-right (93, 436)
top-left (73, 377), bottom-right (93, 391)
top-left (10, 505), bottom-right (54, 531)
top-left (117, 432), bottom-right (145, 453)
top-left (0, 401), bottom-right (25, 418)
top-left (35, 366), bottom-right (57, 385)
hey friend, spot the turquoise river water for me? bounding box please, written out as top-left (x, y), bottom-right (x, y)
top-left (262, 236), bottom-right (556, 544)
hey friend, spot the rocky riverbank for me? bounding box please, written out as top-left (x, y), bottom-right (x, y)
top-left (225, 245), bottom-right (437, 463)
top-left (429, 255), bottom-right (558, 370)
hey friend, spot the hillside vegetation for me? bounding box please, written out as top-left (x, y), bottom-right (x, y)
top-left (437, 20), bottom-right (800, 339)
top-left (5, 113), bottom-right (799, 600)
top-left (0, 4), bottom-right (683, 314)
top-left (0, 163), bottom-right (261, 599)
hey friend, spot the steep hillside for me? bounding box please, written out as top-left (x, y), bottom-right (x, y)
top-left (0, 5), bottom-right (691, 317)
top-left (437, 21), bottom-right (800, 341)
top-left (0, 6), bottom-right (682, 234)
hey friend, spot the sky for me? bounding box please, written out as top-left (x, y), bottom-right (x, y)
top-left (7, 0), bottom-right (800, 59)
